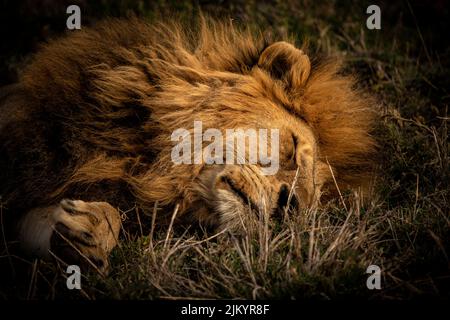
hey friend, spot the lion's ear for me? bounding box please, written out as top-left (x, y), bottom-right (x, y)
top-left (257, 41), bottom-right (311, 89)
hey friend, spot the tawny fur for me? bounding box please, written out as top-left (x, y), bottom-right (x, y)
top-left (0, 17), bottom-right (377, 233)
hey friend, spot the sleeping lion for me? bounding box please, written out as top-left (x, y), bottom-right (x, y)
top-left (0, 17), bottom-right (376, 273)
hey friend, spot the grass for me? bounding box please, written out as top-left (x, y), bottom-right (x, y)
top-left (0, 0), bottom-right (449, 299)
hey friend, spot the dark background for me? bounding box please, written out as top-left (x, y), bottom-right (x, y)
top-left (0, 0), bottom-right (449, 85)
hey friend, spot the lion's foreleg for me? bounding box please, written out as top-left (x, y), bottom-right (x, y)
top-left (17, 200), bottom-right (121, 274)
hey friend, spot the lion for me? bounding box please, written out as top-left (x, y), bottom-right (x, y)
top-left (0, 17), bottom-right (376, 273)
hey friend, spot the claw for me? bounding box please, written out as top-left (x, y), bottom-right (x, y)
top-left (60, 199), bottom-right (78, 214)
top-left (53, 222), bottom-right (97, 247)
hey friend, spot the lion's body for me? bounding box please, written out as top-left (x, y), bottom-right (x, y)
top-left (0, 18), bottom-right (376, 270)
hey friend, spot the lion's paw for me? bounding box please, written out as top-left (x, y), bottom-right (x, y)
top-left (50, 199), bottom-right (121, 274)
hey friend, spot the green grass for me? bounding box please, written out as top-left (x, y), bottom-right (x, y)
top-left (0, 0), bottom-right (449, 299)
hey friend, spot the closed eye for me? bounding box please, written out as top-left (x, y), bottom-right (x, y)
top-left (291, 134), bottom-right (298, 164)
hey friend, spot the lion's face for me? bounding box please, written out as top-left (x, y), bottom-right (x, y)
top-left (158, 42), bottom-right (333, 230)
top-left (190, 93), bottom-right (330, 230)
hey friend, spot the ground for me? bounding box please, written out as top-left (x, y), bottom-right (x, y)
top-left (0, 0), bottom-right (449, 299)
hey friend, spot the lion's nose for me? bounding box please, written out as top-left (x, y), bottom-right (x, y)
top-left (277, 184), bottom-right (299, 212)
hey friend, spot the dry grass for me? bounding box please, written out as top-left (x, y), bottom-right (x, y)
top-left (14, 195), bottom-right (383, 299)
